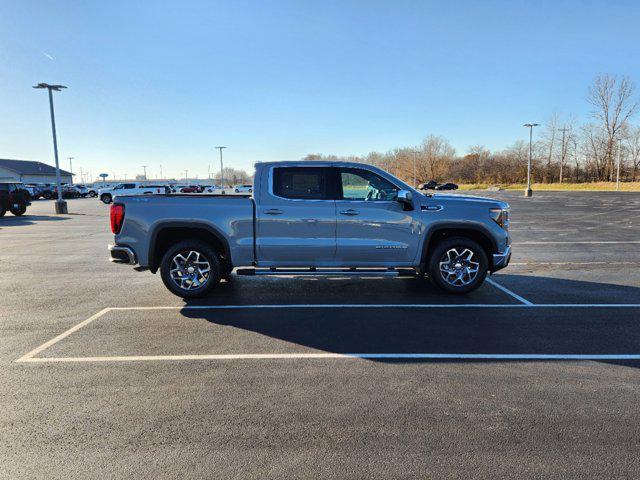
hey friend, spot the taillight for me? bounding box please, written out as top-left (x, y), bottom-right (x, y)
top-left (110, 204), bottom-right (125, 234)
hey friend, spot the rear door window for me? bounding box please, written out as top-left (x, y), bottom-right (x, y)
top-left (273, 167), bottom-right (328, 200)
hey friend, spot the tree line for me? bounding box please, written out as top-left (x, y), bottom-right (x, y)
top-left (303, 75), bottom-right (640, 185)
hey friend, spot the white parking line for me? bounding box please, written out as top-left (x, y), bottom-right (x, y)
top-left (16, 308), bottom-right (112, 363)
top-left (485, 278), bottom-right (533, 305)
top-left (515, 241), bottom-right (640, 245)
top-left (17, 353), bottom-right (640, 363)
top-left (16, 303), bottom-right (640, 364)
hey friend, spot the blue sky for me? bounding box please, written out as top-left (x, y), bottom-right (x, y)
top-left (1, 0), bottom-right (639, 180)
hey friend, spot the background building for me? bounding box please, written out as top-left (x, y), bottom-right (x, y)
top-left (0, 159), bottom-right (73, 184)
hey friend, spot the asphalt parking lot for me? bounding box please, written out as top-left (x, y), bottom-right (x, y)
top-left (2, 191), bottom-right (640, 479)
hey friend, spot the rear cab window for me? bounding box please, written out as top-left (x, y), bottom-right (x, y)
top-left (272, 167), bottom-right (328, 200)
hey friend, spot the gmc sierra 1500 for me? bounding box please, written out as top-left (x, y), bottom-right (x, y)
top-left (108, 161), bottom-right (511, 298)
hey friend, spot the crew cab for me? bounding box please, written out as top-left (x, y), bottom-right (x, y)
top-left (108, 161), bottom-right (511, 298)
top-left (99, 182), bottom-right (170, 204)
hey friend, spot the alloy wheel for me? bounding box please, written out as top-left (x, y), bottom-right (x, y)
top-left (438, 247), bottom-right (480, 287)
top-left (169, 250), bottom-right (211, 291)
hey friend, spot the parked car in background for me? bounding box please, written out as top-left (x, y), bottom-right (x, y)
top-left (36, 184), bottom-right (55, 199)
top-left (179, 185), bottom-right (204, 193)
top-left (99, 182), bottom-right (170, 204)
top-left (108, 161), bottom-right (511, 298)
top-left (418, 180), bottom-right (438, 191)
top-left (73, 184), bottom-right (90, 197)
top-left (203, 185), bottom-right (230, 195)
top-left (0, 182), bottom-right (31, 216)
top-left (234, 184), bottom-right (253, 194)
top-left (85, 184), bottom-right (98, 197)
top-left (51, 184), bottom-right (81, 199)
top-left (419, 180), bottom-right (459, 191)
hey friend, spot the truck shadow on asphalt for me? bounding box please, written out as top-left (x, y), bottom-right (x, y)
top-left (0, 214), bottom-right (70, 228)
top-left (179, 274), bottom-right (640, 367)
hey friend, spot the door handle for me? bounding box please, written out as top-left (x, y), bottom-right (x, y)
top-left (264, 209), bottom-right (283, 215)
top-left (339, 209), bottom-right (359, 216)
top-left (422, 205), bottom-right (443, 211)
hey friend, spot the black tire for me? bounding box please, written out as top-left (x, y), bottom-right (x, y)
top-left (427, 236), bottom-right (488, 294)
top-left (10, 205), bottom-right (27, 216)
top-left (88, 191), bottom-right (97, 198)
top-left (100, 193), bottom-right (112, 204)
top-left (160, 240), bottom-right (222, 298)
top-left (43, 191), bottom-right (52, 200)
top-left (0, 208), bottom-right (6, 217)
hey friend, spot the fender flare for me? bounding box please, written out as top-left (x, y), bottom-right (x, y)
top-left (419, 221), bottom-right (499, 266)
top-left (148, 220), bottom-right (232, 271)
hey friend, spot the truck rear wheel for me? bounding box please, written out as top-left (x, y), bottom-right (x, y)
top-left (100, 193), bottom-right (112, 204)
top-left (160, 240), bottom-right (221, 298)
top-left (427, 237), bottom-right (488, 294)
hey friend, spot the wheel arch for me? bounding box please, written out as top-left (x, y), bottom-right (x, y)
top-left (421, 222), bottom-right (498, 270)
top-left (149, 221), bottom-right (232, 274)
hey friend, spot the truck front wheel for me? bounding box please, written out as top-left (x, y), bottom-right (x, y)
top-left (10, 205), bottom-right (27, 216)
top-left (427, 237), bottom-right (488, 294)
top-left (100, 194), bottom-right (112, 204)
top-left (160, 240), bottom-right (222, 298)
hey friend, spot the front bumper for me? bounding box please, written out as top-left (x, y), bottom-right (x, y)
top-left (491, 245), bottom-right (511, 272)
top-left (108, 244), bottom-right (137, 265)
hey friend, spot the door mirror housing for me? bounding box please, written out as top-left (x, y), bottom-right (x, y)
top-left (396, 189), bottom-right (413, 210)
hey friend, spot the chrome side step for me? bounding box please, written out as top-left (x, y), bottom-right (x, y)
top-left (235, 268), bottom-right (416, 277)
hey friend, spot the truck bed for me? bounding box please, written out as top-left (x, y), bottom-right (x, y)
top-left (114, 194), bottom-right (256, 268)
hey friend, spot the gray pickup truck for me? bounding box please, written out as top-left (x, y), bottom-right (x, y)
top-left (108, 161), bottom-right (511, 298)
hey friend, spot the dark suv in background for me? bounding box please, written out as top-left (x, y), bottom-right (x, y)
top-left (0, 182), bottom-right (31, 216)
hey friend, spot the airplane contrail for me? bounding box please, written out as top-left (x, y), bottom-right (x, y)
top-left (42, 51), bottom-right (54, 61)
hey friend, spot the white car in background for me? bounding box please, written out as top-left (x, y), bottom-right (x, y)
top-left (99, 182), bottom-right (169, 204)
top-left (202, 185), bottom-right (231, 195)
top-left (233, 184), bottom-right (253, 194)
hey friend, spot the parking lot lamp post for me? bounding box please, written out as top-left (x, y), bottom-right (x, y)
top-left (34, 83), bottom-right (68, 213)
top-left (523, 123), bottom-right (539, 197)
top-left (68, 157), bottom-right (74, 183)
top-left (412, 150), bottom-right (417, 187)
top-left (215, 146), bottom-right (226, 187)
top-left (616, 139), bottom-right (622, 191)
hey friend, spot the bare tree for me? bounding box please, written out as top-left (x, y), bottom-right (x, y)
top-left (626, 126), bottom-right (640, 181)
top-left (587, 75), bottom-right (639, 180)
top-left (540, 113), bottom-right (559, 182)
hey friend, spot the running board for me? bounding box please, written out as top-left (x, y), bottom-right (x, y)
top-left (236, 268), bottom-right (416, 277)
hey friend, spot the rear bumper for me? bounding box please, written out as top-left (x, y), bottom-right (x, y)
top-left (108, 244), bottom-right (137, 265)
top-left (491, 245), bottom-right (511, 272)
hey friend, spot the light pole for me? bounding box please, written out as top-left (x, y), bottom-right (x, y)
top-left (412, 150), bottom-right (418, 187)
top-left (142, 165), bottom-right (148, 180)
top-left (33, 83), bottom-right (68, 213)
top-left (523, 123), bottom-right (539, 197)
top-left (616, 139), bottom-right (623, 191)
top-left (557, 127), bottom-right (569, 184)
top-left (215, 146), bottom-right (227, 187)
top-left (68, 156), bottom-right (74, 183)
top-left (159, 164), bottom-right (163, 179)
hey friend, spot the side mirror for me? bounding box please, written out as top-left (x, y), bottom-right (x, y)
top-left (396, 189), bottom-right (413, 210)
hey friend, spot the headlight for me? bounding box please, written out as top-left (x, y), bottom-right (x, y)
top-left (490, 208), bottom-right (509, 229)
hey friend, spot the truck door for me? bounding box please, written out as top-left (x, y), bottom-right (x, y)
top-left (256, 166), bottom-right (336, 266)
top-left (334, 167), bottom-right (422, 266)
